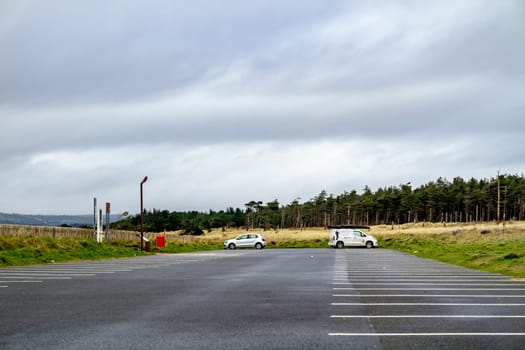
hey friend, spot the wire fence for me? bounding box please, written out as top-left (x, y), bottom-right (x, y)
top-left (0, 224), bottom-right (146, 241)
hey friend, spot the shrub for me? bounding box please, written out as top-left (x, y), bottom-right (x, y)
top-left (182, 225), bottom-right (204, 236)
top-left (503, 253), bottom-right (519, 260)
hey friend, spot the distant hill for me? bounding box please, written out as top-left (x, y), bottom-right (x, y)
top-left (0, 213), bottom-right (121, 227)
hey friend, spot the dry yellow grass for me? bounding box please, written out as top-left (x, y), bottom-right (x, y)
top-left (164, 227), bottom-right (328, 244)
top-left (162, 221), bottom-right (525, 244)
top-left (371, 221), bottom-right (525, 244)
top-left (370, 220), bottom-right (525, 236)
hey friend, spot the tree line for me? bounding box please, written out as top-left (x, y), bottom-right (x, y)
top-left (112, 174), bottom-right (525, 234)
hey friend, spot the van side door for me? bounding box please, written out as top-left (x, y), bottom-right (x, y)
top-left (351, 230), bottom-right (365, 246)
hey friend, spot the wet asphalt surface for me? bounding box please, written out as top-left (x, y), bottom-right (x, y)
top-left (1, 248), bottom-right (524, 349)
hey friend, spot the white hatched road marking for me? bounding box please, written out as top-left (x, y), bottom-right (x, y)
top-left (0, 253), bottom-right (238, 288)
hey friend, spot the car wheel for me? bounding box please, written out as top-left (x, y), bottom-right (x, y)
top-left (336, 241), bottom-right (344, 249)
top-left (365, 241), bottom-right (374, 249)
top-left (255, 242), bottom-right (263, 250)
top-left (228, 243), bottom-right (236, 250)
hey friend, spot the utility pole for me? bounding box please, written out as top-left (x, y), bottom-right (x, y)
top-left (497, 170), bottom-right (501, 223)
top-left (503, 185), bottom-right (507, 222)
top-left (93, 198), bottom-right (97, 241)
top-left (140, 176), bottom-right (148, 252)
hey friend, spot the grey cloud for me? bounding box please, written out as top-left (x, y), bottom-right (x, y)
top-left (1, 0), bottom-right (524, 214)
top-left (0, 0), bottom-right (342, 106)
top-left (2, 71), bottom-right (523, 162)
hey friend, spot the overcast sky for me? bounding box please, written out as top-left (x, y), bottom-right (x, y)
top-left (1, 0), bottom-right (524, 215)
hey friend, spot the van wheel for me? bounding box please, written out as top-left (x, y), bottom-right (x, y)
top-left (228, 243), bottom-right (236, 250)
top-left (255, 243), bottom-right (263, 250)
top-left (365, 241), bottom-right (374, 249)
top-left (336, 241), bottom-right (344, 249)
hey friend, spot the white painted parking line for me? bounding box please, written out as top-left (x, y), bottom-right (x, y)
top-left (334, 273), bottom-right (507, 277)
top-left (329, 333), bottom-right (525, 336)
top-left (333, 282), bottom-right (525, 286)
top-left (333, 288), bottom-right (525, 291)
top-left (331, 315), bottom-right (525, 318)
top-left (333, 278), bottom-right (525, 285)
top-left (342, 271), bottom-right (507, 275)
top-left (333, 272), bottom-right (508, 277)
top-left (332, 302), bottom-right (525, 306)
top-left (0, 273), bottom-right (94, 277)
top-left (5, 265), bottom-right (137, 270)
top-left (0, 276), bottom-right (72, 280)
top-left (333, 276), bottom-right (510, 280)
top-left (333, 274), bottom-right (511, 278)
top-left (342, 268), bottom-right (485, 271)
top-left (0, 285), bottom-right (7, 288)
top-left (333, 294), bottom-right (525, 298)
top-left (0, 280), bottom-right (42, 283)
top-left (4, 269), bottom-right (129, 273)
top-left (339, 269), bottom-right (504, 272)
top-left (64, 271), bottom-right (122, 274)
top-left (7, 266), bottom-right (128, 269)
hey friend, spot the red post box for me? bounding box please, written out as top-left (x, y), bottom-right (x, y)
top-left (156, 233), bottom-right (166, 249)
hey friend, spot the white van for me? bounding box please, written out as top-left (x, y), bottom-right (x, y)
top-left (328, 226), bottom-right (378, 248)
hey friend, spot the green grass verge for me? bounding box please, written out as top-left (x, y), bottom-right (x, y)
top-left (0, 236), bottom-right (147, 267)
top-left (155, 241), bottom-right (223, 253)
top-left (378, 233), bottom-right (525, 278)
top-left (266, 239), bottom-right (328, 249)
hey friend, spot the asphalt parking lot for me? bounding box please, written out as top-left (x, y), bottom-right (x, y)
top-left (1, 249), bottom-right (524, 349)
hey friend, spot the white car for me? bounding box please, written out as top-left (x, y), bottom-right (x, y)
top-left (328, 226), bottom-right (378, 248)
top-left (224, 233), bottom-right (267, 250)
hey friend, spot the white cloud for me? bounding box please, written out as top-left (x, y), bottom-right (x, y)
top-left (3, 135), bottom-right (522, 215)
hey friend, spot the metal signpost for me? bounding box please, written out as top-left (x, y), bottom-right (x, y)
top-left (105, 202), bottom-right (111, 243)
